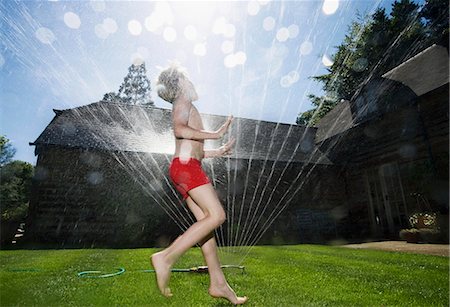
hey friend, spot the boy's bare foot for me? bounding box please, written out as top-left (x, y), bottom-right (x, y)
top-left (209, 283), bottom-right (248, 305)
top-left (151, 252), bottom-right (173, 297)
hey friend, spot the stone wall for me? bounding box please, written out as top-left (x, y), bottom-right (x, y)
top-left (24, 145), bottom-right (346, 247)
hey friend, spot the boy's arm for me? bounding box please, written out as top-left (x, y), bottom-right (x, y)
top-left (172, 102), bottom-right (233, 141)
top-left (203, 137), bottom-right (235, 159)
top-left (172, 101), bottom-right (219, 140)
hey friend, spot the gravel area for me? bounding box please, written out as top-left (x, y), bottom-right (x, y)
top-left (338, 240), bottom-right (449, 257)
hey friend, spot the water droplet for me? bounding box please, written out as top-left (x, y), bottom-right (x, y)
top-left (193, 43), bottom-right (207, 56)
top-left (35, 27), bottom-right (56, 44)
top-left (299, 41), bottom-right (313, 55)
top-left (276, 27), bottom-right (289, 42)
top-left (163, 27), bottom-right (177, 42)
top-left (221, 40), bottom-right (234, 54)
top-left (128, 20), bottom-right (142, 36)
top-left (64, 12), bottom-right (81, 29)
top-left (103, 18), bottom-right (118, 34)
top-left (184, 25), bottom-right (197, 41)
top-left (322, 0), bottom-right (339, 15)
top-left (322, 54), bottom-right (333, 67)
top-left (95, 24), bottom-right (109, 39)
top-left (87, 171), bottom-right (103, 185)
top-left (263, 16), bottom-right (275, 31)
top-left (247, 1), bottom-right (260, 16)
top-left (288, 24), bottom-right (299, 39)
top-left (280, 75), bottom-right (291, 88)
top-left (90, 0), bottom-right (105, 12)
top-left (352, 57), bottom-right (368, 72)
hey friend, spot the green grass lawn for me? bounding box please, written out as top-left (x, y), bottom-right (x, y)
top-left (0, 244), bottom-right (448, 306)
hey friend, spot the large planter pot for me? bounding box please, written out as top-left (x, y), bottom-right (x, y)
top-left (399, 229), bottom-right (420, 243)
top-left (0, 220), bottom-right (20, 247)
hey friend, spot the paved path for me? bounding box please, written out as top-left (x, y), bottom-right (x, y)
top-left (338, 240), bottom-right (449, 257)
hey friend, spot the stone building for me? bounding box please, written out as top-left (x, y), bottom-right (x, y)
top-left (24, 44), bottom-right (448, 248)
top-left (315, 44), bottom-right (449, 241)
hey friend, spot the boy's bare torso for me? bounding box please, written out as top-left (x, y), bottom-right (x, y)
top-left (173, 103), bottom-right (205, 161)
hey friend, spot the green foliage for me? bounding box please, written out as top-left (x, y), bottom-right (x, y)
top-left (419, 0), bottom-right (450, 55)
top-left (0, 161), bottom-right (34, 221)
top-left (117, 62), bottom-right (154, 106)
top-left (102, 92), bottom-right (123, 103)
top-left (297, 0), bottom-right (447, 126)
top-left (296, 94), bottom-right (338, 126)
top-left (0, 136), bottom-right (34, 221)
top-left (102, 62), bottom-right (154, 106)
top-left (0, 135), bottom-right (16, 167)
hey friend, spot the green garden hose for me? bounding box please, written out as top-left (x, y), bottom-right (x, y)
top-left (77, 265), bottom-right (245, 278)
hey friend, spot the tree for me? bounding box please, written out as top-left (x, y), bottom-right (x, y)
top-left (297, 0), bottom-right (444, 126)
top-left (117, 62), bottom-right (154, 106)
top-left (419, 0), bottom-right (449, 50)
top-left (296, 94), bottom-right (338, 126)
top-left (0, 135), bottom-right (16, 167)
top-left (0, 136), bottom-right (33, 222)
top-left (102, 92), bottom-right (123, 104)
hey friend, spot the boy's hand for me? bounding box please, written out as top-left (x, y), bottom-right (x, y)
top-left (215, 115), bottom-right (233, 139)
top-left (219, 137), bottom-right (236, 157)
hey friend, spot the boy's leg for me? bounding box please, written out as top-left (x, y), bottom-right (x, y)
top-left (185, 194), bottom-right (247, 305)
top-left (185, 196), bottom-right (227, 286)
top-left (151, 183), bottom-right (225, 296)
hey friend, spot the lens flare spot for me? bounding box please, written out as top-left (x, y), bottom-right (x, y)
top-left (322, 54), bottom-right (333, 67)
top-left (322, 0), bottom-right (339, 15)
top-left (280, 75), bottom-right (291, 88)
top-left (299, 40), bottom-right (313, 55)
top-left (184, 25), bottom-right (197, 41)
top-left (128, 20), bottom-right (142, 36)
top-left (131, 53), bottom-right (145, 65)
top-left (87, 171), bottom-right (103, 185)
top-left (288, 24), bottom-right (299, 39)
top-left (64, 12), bottom-right (81, 29)
top-left (95, 24), bottom-right (109, 39)
top-left (247, 1), bottom-right (260, 16)
top-left (224, 54), bottom-right (237, 68)
top-left (90, 0), bottom-right (105, 12)
top-left (263, 16), bottom-right (275, 31)
top-left (193, 43), bottom-right (207, 56)
top-left (224, 51), bottom-right (247, 68)
top-left (221, 40), bottom-right (234, 54)
top-left (163, 27), bottom-right (177, 42)
top-left (36, 27), bottom-right (56, 44)
top-left (276, 27), bottom-right (289, 42)
top-left (224, 24), bottom-right (236, 38)
top-left (234, 51), bottom-right (247, 65)
top-left (288, 70), bottom-right (299, 83)
top-left (352, 57), bottom-right (368, 72)
top-left (103, 18), bottom-right (118, 34)
top-left (213, 17), bottom-right (227, 34)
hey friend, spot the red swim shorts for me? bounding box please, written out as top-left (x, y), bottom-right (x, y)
top-left (169, 157), bottom-right (211, 200)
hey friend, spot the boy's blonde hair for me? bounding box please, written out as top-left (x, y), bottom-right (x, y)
top-left (156, 62), bottom-right (189, 103)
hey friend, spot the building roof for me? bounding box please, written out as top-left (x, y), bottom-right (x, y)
top-left (30, 101), bottom-right (332, 164)
top-left (382, 44), bottom-right (449, 96)
top-left (315, 99), bottom-right (353, 143)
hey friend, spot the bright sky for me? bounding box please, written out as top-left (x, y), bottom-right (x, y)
top-left (1, 0), bottom-right (415, 166)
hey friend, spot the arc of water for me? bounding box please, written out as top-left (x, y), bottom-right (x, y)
top-left (236, 0), bottom-right (386, 254)
top-left (239, 31), bottom-right (404, 258)
top-left (73, 106), bottom-right (196, 236)
top-left (235, 2), bottom-right (324, 252)
top-left (231, 1), bottom-right (287, 252)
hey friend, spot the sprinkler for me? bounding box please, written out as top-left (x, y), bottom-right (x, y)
top-left (77, 264), bottom-right (245, 278)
